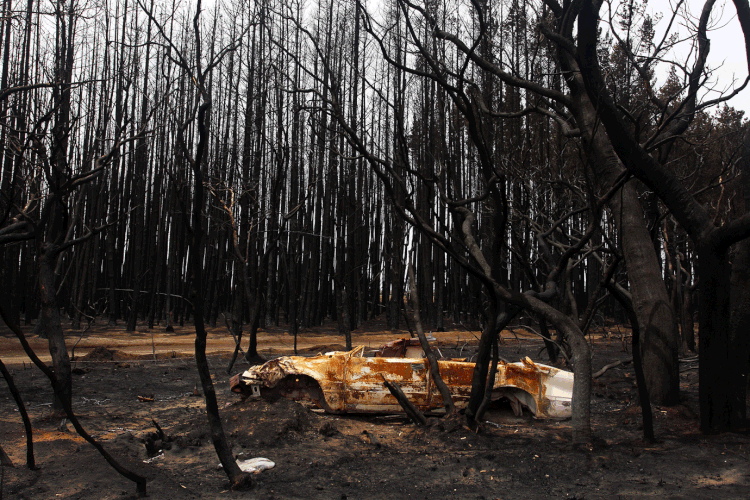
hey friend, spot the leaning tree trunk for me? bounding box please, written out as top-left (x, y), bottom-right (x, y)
top-left (614, 180), bottom-right (679, 406)
top-left (0, 356), bottom-right (36, 469)
top-left (607, 282), bottom-right (655, 442)
top-left (561, 49), bottom-right (680, 406)
top-left (408, 264), bottom-right (454, 414)
top-left (575, 97), bottom-right (680, 406)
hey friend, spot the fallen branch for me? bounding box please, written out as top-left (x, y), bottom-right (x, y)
top-left (593, 358), bottom-right (633, 378)
top-left (381, 375), bottom-right (429, 426)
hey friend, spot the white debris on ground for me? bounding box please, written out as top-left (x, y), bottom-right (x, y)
top-left (217, 457), bottom-right (275, 473)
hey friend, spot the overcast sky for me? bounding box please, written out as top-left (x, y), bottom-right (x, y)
top-left (646, 0), bottom-right (749, 114)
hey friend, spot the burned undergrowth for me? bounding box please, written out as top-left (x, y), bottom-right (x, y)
top-left (0, 332), bottom-right (748, 499)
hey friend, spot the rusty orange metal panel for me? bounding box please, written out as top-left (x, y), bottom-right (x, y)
top-left (345, 357), bottom-right (430, 411)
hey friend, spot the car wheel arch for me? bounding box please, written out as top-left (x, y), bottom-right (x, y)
top-left (270, 374), bottom-right (340, 413)
top-left (491, 387), bottom-right (540, 417)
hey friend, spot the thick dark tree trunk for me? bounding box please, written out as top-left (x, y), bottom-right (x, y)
top-left (577, 105), bottom-right (679, 405)
top-left (474, 334), bottom-right (499, 424)
top-left (555, 45), bottom-right (681, 406)
top-left (465, 304), bottom-right (500, 423)
top-left (698, 248), bottom-right (734, 431)
top-left (726, 128), bottom-right (750, 427)
top-left (38, 250), bottom-right (72, 411)
top-left (728, 238), bottom-right (750, 428)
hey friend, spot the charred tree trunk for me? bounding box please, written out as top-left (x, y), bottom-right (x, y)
top-left (408, 264), bottom-right (454, 414)
top-left (697, 248), bottom-right (734, 431)
top-left (607, 282), bottom-right (655, 442)
top-left (38, 247), bottom-right (72, 411)
top-left (0, 356), bottom-right (36, 469)
top-left (725, 127), bottom-right (750, 427)
top-left (567, 87), bottom-right (680, 406)
top-left (0, 303), bottom-right (147, 495)
top-left (188, 103), bottom-right (251, 489)
top-left (728, 238), bottom-right (750, 428)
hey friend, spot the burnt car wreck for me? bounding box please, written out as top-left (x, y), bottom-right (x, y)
top-left (230, 344), bottom-right (574, 419)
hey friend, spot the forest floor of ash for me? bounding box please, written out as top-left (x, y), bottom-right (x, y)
top-left (1, 318), bottom-right (749, 499)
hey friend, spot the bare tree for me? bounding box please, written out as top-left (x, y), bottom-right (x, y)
top-left (138, 0), bottom-right (252, 487)
top-left (567, 0), bottom-right (750, 430)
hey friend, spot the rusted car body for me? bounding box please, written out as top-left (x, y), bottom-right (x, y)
top-left (230, 346), bottom-right (574, 419)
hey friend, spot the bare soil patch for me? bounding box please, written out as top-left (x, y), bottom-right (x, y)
top-left (1, 319), bottom-right (749, 499)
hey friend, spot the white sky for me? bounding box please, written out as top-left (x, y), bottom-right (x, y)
top-left (647, 0), bottom-right (750, 114)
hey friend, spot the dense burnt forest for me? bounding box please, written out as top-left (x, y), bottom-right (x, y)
top-left (1, 0), bottom-right (750, 494)
top-left (0, 0), bottom-right (743, 340)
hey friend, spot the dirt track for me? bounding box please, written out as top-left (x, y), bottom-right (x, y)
top-left (0, 317), bottom-right (481, 366)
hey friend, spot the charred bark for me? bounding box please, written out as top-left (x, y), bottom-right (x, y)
top-left (139, 0), bottom-right (253, 487)
top-left (187, 100), bottom-right (251, 490)
top-left (0, 357), bottom-right (36, 469)
top-left (728, 238), bottom-right (750, 428)
top-left (607, 282), bottom-right (655, 442)
top-left (408, 264), bottom-right (454, 414)
top-left (574, 0), bottom-right (750, 430)
top-left (37, 247), bottom-right (72, 411)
